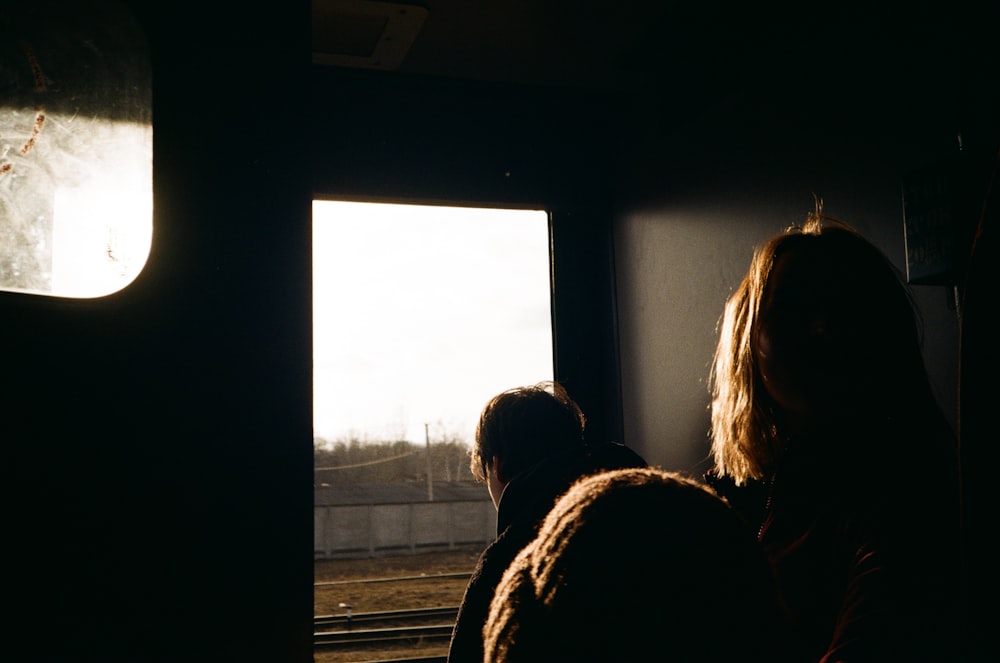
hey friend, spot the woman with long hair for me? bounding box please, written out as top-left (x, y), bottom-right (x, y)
top-left (706, 207), bottom-right (964, 661)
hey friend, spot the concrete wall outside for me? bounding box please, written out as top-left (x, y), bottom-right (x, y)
top-left (315, 500), bottom-right (496, 559)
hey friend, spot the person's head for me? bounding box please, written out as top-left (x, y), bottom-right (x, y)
top-left (470, 381), bottom-right (586, 507)
top-left (483, 467), bottom-right (796, 662)
top-left (709, 205), bottom-right (937, 484)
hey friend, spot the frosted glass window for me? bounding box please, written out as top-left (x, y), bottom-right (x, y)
top-left (0, 1), bottom-right (152, 298)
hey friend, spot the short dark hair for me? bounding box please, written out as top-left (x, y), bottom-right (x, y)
top-left (470, 381), bottom-right (586, 482)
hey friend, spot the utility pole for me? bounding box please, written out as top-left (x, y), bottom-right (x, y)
top-left (424, 422), bottom-right (434, 501)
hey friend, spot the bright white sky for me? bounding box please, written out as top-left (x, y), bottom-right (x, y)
top-left (312, 200), bottom-right (554, 447)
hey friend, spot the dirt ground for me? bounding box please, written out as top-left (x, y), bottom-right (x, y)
top-left (314, 548), bottom-right (483, 663)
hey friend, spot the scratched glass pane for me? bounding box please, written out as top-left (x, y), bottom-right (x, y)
top-left (0, 1), bottom-right (151, 298)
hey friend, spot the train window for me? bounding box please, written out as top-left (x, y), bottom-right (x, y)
top-left (312, 200), bottom-right (553, 447)
top-left (0, 1), bottom-right (152, 299)
top-left (312, 199), bottom-right (553, 661)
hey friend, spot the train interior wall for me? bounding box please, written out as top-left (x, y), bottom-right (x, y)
top-left (5, 1), bottom-right (315, 660)
top-left (2, 1), bottom-right (996, 660)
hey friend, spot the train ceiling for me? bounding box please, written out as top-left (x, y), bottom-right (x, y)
top-left (312, 0), bottom-right (689, 91)
top-left (311, 0), bottom-right (996, 152)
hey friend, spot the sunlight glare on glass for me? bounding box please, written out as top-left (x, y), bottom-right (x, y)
top-left (1, 113), bottom-right (152, 299)
top-left (312, 200), bottom-right (553, 448)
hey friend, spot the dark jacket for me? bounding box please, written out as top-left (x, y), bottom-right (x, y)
top-left (446, 442), bottom-right (648, 663)
top-left (706, 421), bottom-right (964, 663)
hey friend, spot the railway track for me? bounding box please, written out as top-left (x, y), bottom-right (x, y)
top-left (315, 571), bottom-right (471, 586)
top-left (314, 605), bottom-right (459, 650)
top-left (315, 605), bottom-right (459, 630)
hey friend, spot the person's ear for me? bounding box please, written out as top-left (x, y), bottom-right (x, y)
top-left (491, 456), bottom-right (508, 484)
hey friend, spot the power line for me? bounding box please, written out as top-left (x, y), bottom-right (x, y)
top-left (314, 450), bottom-right (419, 471)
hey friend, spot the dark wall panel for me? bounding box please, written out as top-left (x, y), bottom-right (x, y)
top-left (3, 2), bottom-right (314, 660)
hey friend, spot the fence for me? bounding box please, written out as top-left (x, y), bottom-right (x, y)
top-left (314, 500), bottom-right (497, 559)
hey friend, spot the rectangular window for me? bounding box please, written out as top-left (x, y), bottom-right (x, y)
top-left (312, 200), bottom-right (553, 662)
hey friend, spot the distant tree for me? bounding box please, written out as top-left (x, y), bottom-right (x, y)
top-left (314, 436), bottom-right (427, 485)
top-left (430, 437), bottom-right (473, 482)
top-left (314, 431), bottom-right (474, 488)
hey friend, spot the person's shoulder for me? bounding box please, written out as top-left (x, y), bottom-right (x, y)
top-left (586, 441), bottom-right (648, 471)
top-left (477, 526), bottom-right (529, 579)
top-left (703, 468), bottom-right (735, 496)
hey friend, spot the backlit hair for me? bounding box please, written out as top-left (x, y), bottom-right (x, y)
top-left (483, 467), bottom-right (794, 661)
top-left (708, 204), bottom-right (927, 484)
top-left (470, 380), bottom-right (586, 482)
